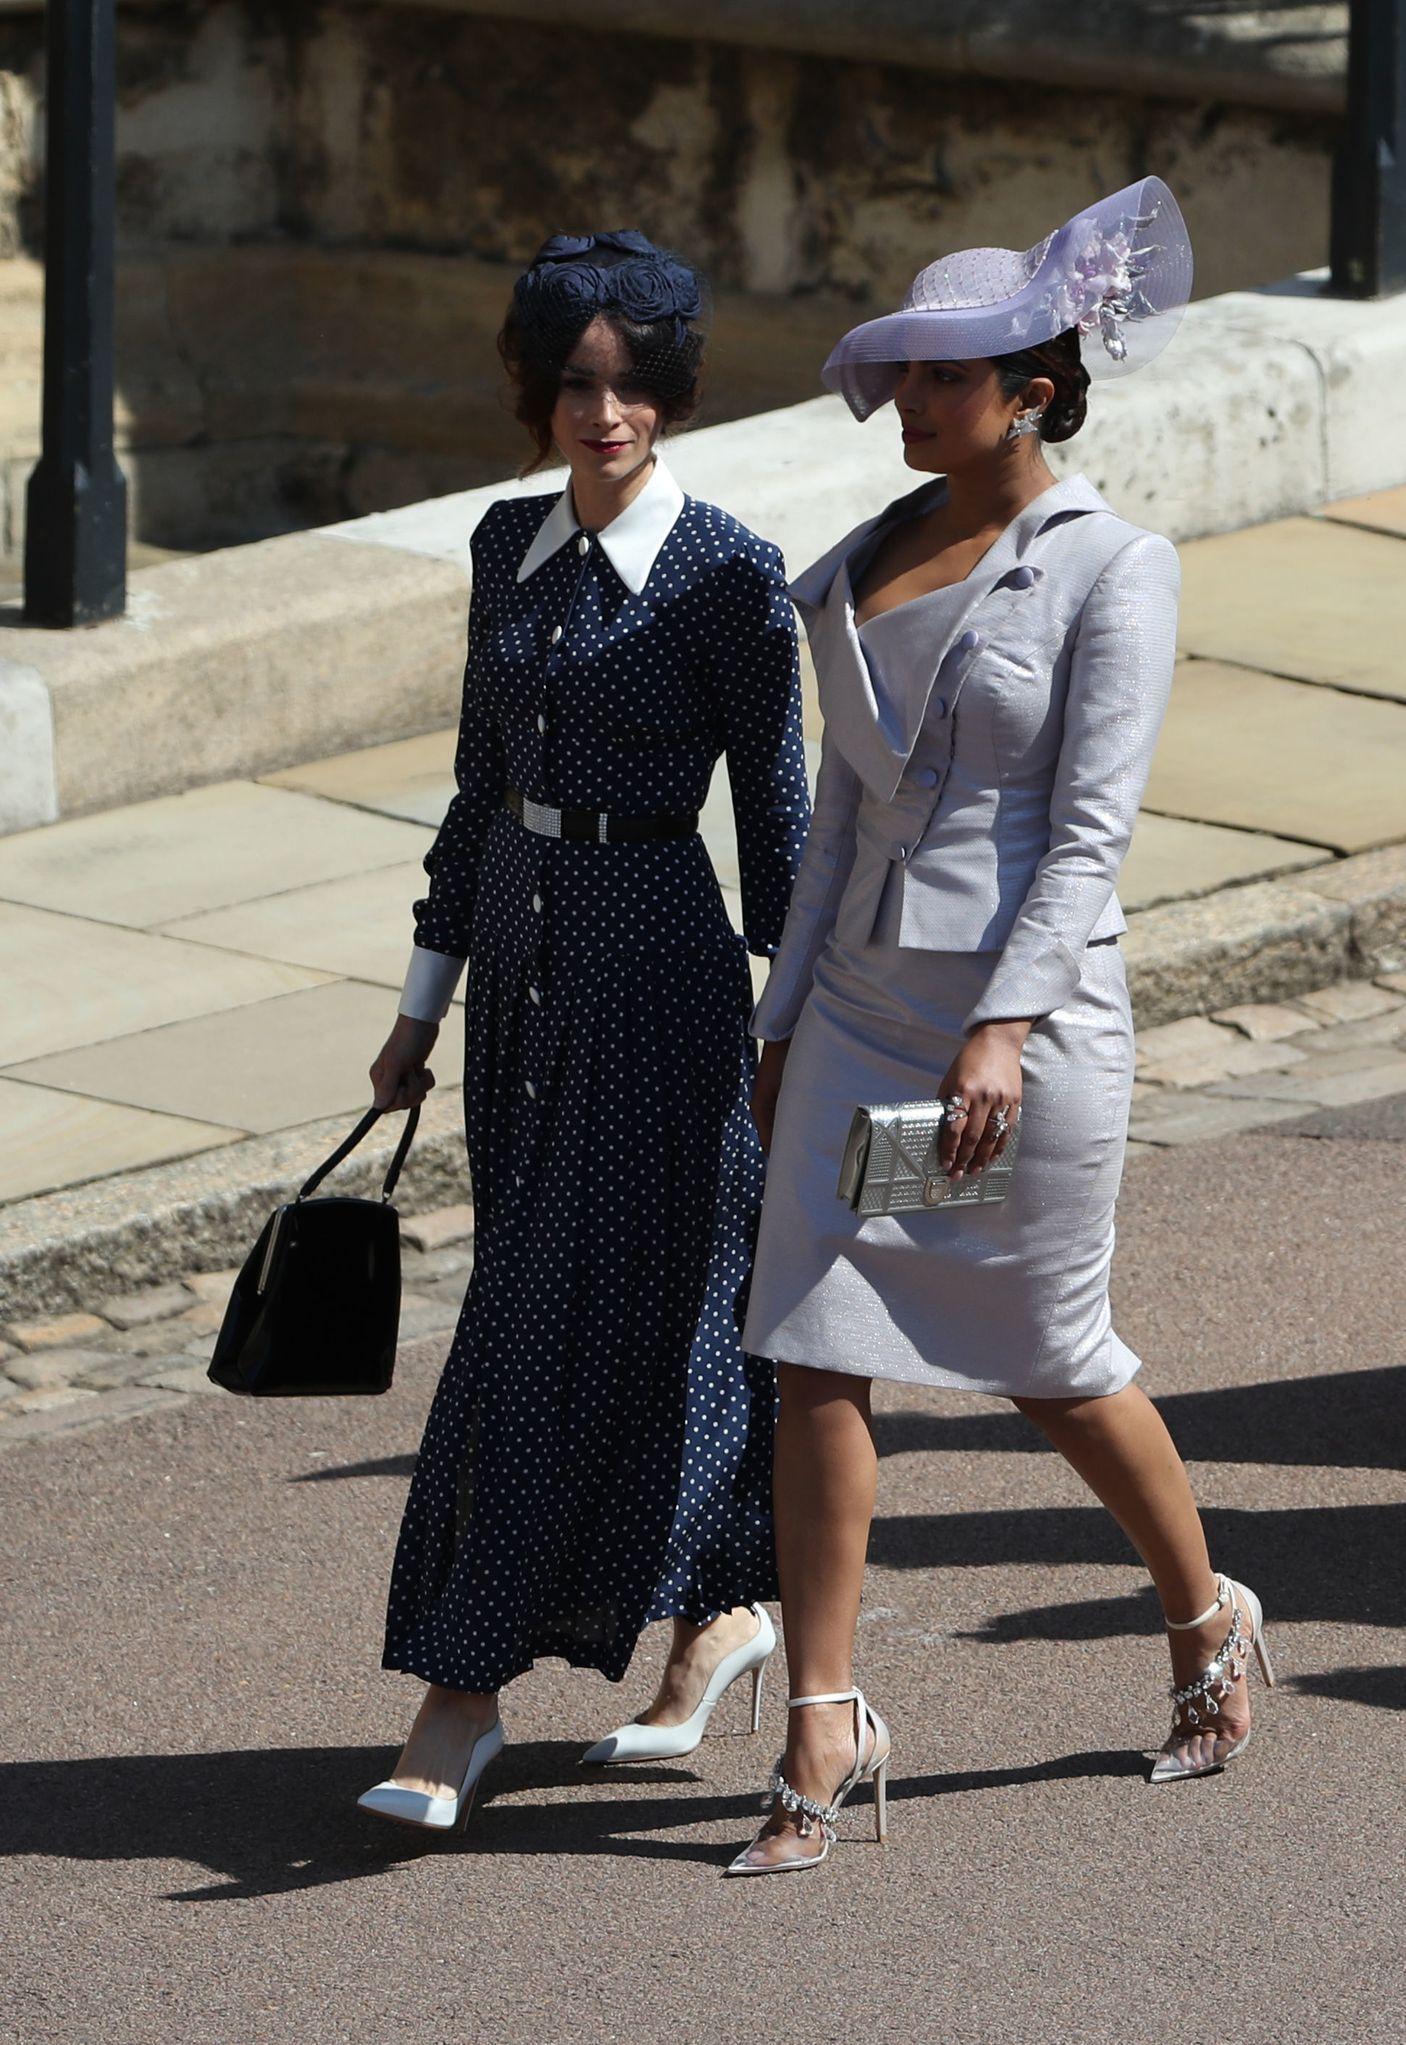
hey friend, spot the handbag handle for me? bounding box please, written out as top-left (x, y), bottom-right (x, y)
top-left (296, 1104), bottom-right (421, 1206)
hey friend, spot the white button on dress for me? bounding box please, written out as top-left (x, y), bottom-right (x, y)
top-left (537, 713), bottom-right (548, 734)
top-left (577, 535), bottom-right (590, 557)
top-left (532, 893), bottom-right (543, 913)
top-left (525, 1080), bottom-right (537, 1100)
top-left (550, 625), bottom-right (564, 646)
top-left (528, 984), bottom-right (542, 1004)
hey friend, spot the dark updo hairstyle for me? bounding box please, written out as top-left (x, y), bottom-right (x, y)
top-left (498, 229), bottom-right (707, 475)
top-left (990, 326), bottom-right (1090, 443)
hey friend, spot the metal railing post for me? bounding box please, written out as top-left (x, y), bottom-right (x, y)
top-left (1331, 0), bottom-right (1406, 297)
top-left (23, 0), bottom-right (127, 627)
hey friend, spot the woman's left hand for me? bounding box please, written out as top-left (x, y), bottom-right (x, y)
top-left (937, 1018), bottom-right (1032, 1180)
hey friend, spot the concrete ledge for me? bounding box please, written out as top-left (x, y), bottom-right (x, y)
top-left (6, 846), bottom-right (1406, 1318)
top-left (0, 662), bottom-right (55, 833)
top-left (1120, 847), bottom-right (1406, 1029)
top-left (0, 1088), bottom-right (471, 1325)
top-left (1298, 844), bottom-right (1406, 975)
top-left (1122, 881), bottom-right (1354, 1029)
top-left (6, 268), bottom-right (1406, 834)
top-left (2, 535), bottom-right (467, 823)
top-left (333, 272), bottom-right (1406, 578)
top-left (1199, 273), bottom-right (1406, 504)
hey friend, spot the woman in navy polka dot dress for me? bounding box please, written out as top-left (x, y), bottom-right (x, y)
top-left (357, 232), bottom-right (811, 1831)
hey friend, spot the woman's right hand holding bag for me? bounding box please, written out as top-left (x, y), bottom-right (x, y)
top-left (370, 1015), bottom-right (440, 1113)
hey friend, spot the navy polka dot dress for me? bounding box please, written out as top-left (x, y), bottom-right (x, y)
top-left (381, 468), bottom-right (811, 1693)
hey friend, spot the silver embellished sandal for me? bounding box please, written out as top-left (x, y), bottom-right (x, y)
top-left (724, 1686), bottom-right (890, 1876)
top-left (1151, 1572), bottom-right (1275, 1784)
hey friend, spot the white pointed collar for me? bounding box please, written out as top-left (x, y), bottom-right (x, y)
top-left (515, 454), bottom-right (686, 595)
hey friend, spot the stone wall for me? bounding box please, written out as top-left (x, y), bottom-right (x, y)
top-left (0, 0), bottom-right (1342, 549)
top-left (0, 244), bottom-right (863, 557)
top-left (0, 1), bottom-right (1337, 295)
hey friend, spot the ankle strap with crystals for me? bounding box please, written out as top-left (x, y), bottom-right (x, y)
top-left (1166, 1578), bottom-right (1250, 1729)
top-left (768, 1767), bottom-right (841, 1842)
top-left (771, 1687), bottom-right (866, 1840)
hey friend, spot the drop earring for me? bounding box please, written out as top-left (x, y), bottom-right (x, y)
top-left (1005, 407), bottom-right (1046, 441)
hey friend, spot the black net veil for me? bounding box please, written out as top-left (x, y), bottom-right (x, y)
top-left (509, 229), bottom-right (708, 406)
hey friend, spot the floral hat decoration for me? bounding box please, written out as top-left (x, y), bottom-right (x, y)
top-left (512, 229), bottom-right (707, 393)
top-left (822, 176), bottom-right (1194, 421)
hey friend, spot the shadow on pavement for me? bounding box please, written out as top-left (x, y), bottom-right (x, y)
top-left (871, 1365), bottom-right (1406, 1472)
top-left (874, 1496), bottom-right (1397, 1636)
top-left (297, 1365), bottom-right (1406, 1494)
top-left (0, 1744), bottom-right (432, 1901)
top-left (0, 1741), bottom-right (794, 1892)
top-left (0, 1737), bottom-right (1160, 1892)
top-left (291, 1454), bottom-right (416, 1484)
top-left (891, 1749), bottom-right (1146, 1798)
top-left (868, 1501), bottom-right (1404, 1634)
top-left (1286, 1665), bottom-right (1406, 1711)
top-left (872, 1503), bottom-right (1139, 1578)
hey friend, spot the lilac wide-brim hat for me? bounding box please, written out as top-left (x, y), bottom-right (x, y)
top-left (822, 175), bottom-right (1193, 421)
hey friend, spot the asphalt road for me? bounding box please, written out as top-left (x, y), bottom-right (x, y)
top-left (3, 1099), bottom-right (1404, 2045)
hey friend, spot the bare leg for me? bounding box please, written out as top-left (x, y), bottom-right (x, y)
top-left (1013, 1381), bottom-right (1252, 1770)
top-left (736, 1363), bottom-right (879, 1870)
top-left (389, 1685), bottom-right (500, 1798)
top-left (635, 1606), bottom-right (764, 1727)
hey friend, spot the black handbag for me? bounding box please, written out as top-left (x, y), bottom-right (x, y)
top-left (207, 1105), bottom-right (420, 1397)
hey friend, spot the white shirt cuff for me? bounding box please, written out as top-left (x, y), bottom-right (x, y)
top-left (398, 946), bottom-right (466, 1022)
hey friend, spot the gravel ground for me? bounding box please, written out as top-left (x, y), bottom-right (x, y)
top-left (3, 1100), bottom-right (1403, 2045)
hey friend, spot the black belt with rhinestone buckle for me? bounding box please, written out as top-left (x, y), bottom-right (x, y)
top-left (505, 787), bottom-right (699, 844)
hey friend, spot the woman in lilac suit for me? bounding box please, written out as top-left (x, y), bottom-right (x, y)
top-left (727, 181), bottom-right (1276, 1878)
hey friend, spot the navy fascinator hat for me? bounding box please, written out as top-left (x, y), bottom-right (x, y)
top-left (512, 229), bottom-right (707, 368)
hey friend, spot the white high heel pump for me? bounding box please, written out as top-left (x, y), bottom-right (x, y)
top-left (579, 1604), bottom-right (775, 1765)
top-left (357, 1716), bottom-right (504, 1831)
top-left (1151, 1573), bottom-right (1275, 1784)
top-left (725, 1686), bottom-right (891, 1877)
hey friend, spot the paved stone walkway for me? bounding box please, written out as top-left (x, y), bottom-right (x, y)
top-left (3, 1086), bottom-right (1403, 2044)
top-left (1129, 970), bottom-right (1406, 1146)
top-left (3, 482), bottom-right (1406, 1216)
top-left (0, 1214), bottom-right (473, 1451)
top-left (5, 967), bottom-right (1405, 1453)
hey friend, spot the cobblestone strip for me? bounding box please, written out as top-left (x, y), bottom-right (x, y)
top-left (0, 1210), bottom-right (475, 1452)
top-left (5, 972), bottom-right (1406, 1450)
top-left (1127, 970), bottom-right (1406, 1147)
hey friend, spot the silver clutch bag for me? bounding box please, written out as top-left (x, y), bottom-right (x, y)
top-left (836, 1099), bottom-right (1020, 1215)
